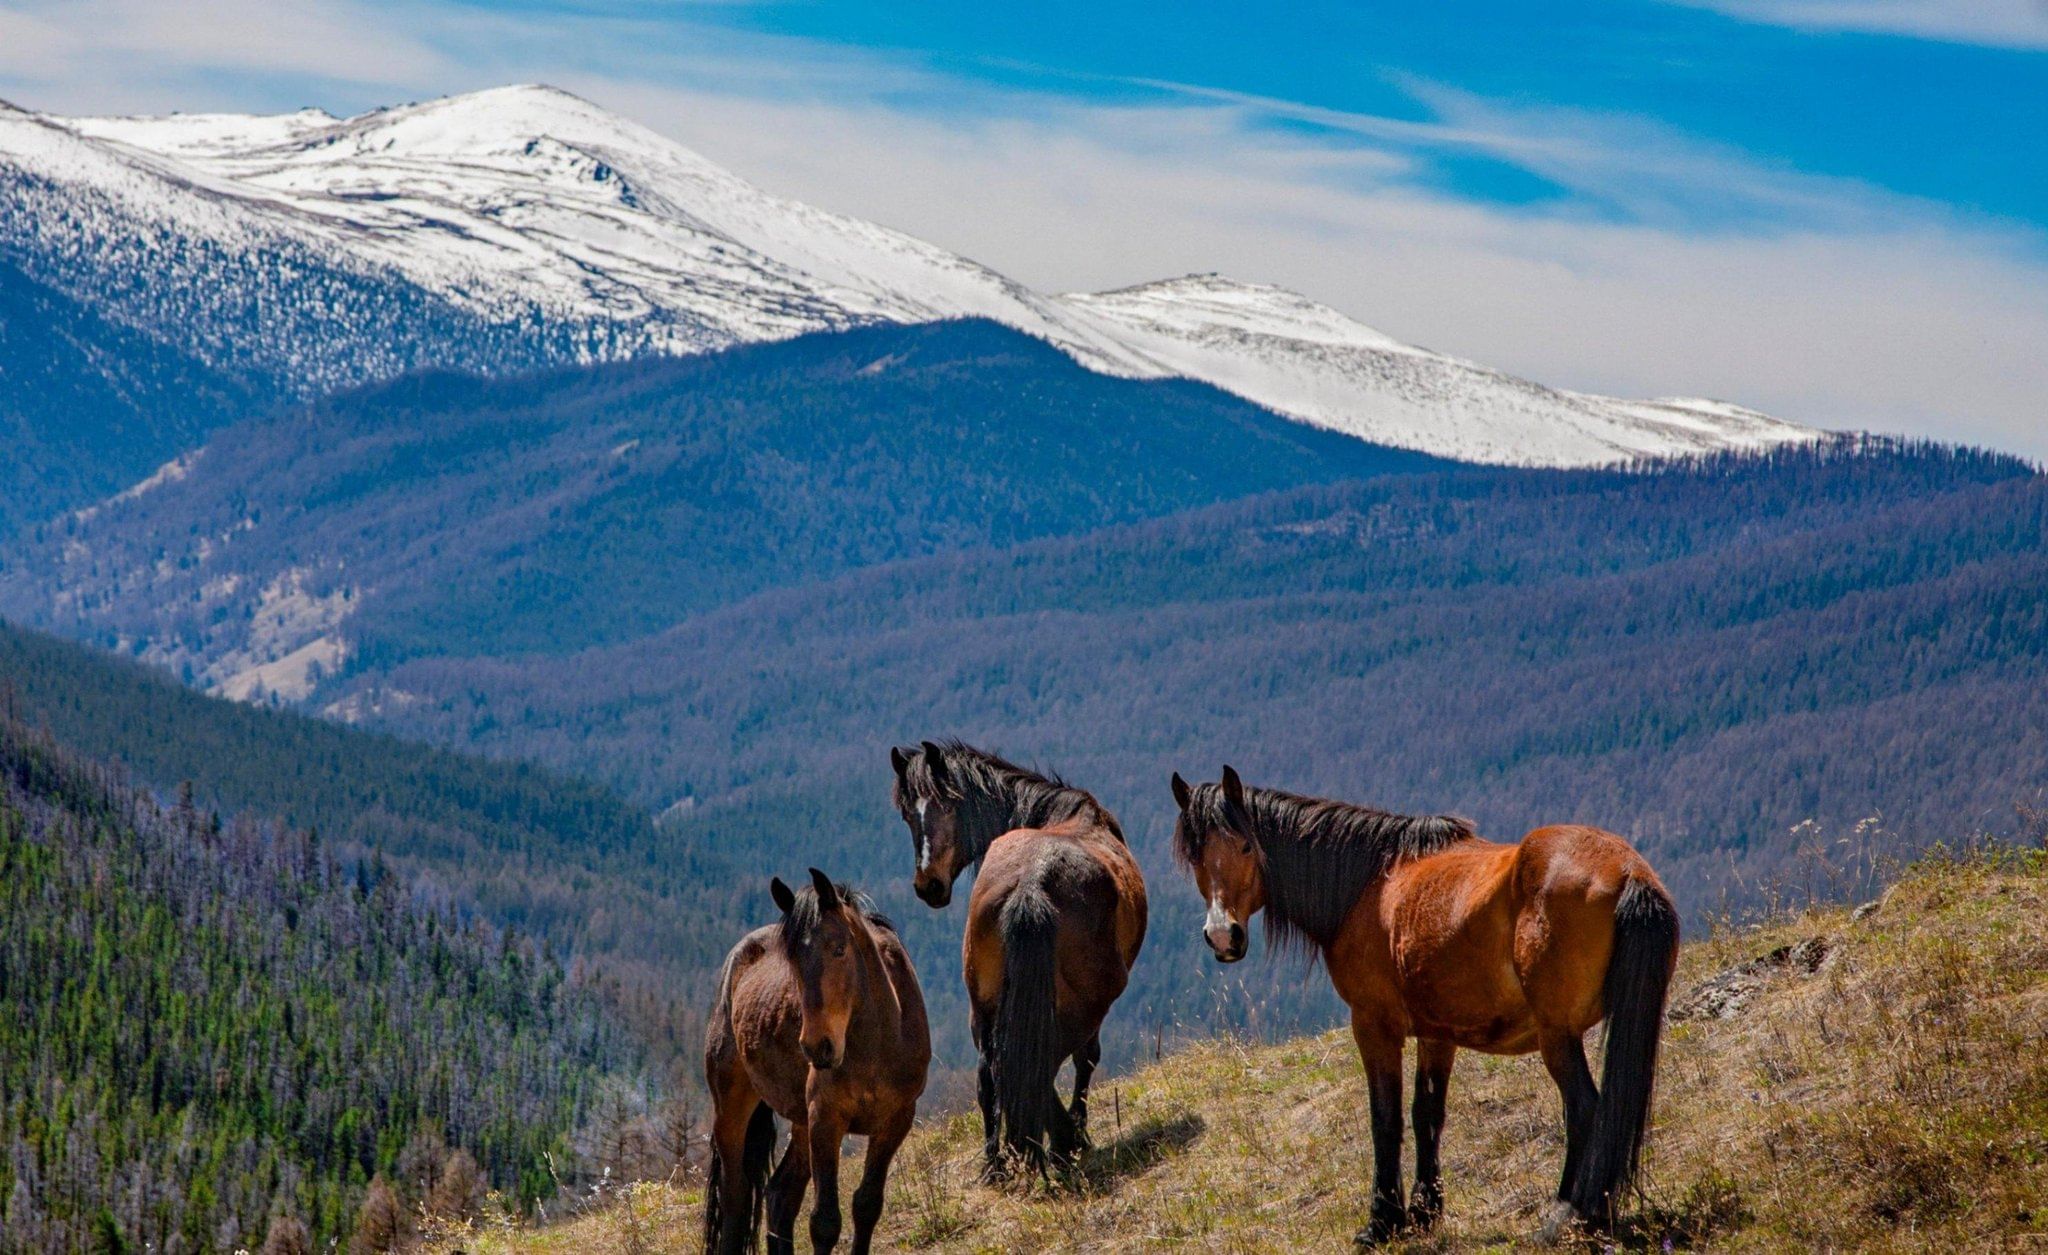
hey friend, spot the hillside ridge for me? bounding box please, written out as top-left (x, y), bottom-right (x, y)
top-left (453, 848), bottom-right (2048, 1252)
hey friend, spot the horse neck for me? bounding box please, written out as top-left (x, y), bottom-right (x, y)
top-left (845, 920), bottom-right (903, 1042)
top-left (957, 781), bottom-right (1024, 866)
top-left (1246, 803), bottom-right (1394, 955)
top-left (960, 774), bottom-right (1105, 862)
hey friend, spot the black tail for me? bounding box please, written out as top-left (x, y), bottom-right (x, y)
top-left (991, 887), bottom-right (1071, 1175)
top-left (702, 1102), bottom-right (776, 1253)
top-left (1570, 878), bottom-right (1680, 1223)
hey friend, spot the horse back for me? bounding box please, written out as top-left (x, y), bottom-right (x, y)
top-left (1333, 824), bottom-right (1669, 1050)
top-left (965, 823), bottom-right (1147, 1016)
top-left (1330, 840), bottom-right (1519, 1038)
top-left (706, 925), bottom-right (809, 1119)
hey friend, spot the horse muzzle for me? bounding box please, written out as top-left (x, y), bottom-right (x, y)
top-left (1206, 921), bottom-right (1247, 964)
top-left (914, 877), bottom-right (952, 909)
top-left (801, 1038), bottom-right (841, 1070)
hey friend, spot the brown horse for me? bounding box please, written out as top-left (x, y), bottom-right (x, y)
top-left (1171, 768), bottom-right (1678, 1244)
top-left (704, 869), bottom-right (930, 1254)
top-left (890, 740), bottom-right (1146, 1176)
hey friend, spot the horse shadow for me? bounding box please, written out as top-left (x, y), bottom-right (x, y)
top-left (1074, 1109), bottom-right (1206, 1191)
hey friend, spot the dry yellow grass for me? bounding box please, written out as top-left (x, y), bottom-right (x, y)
top-left (446, 850), bottom-right (2048, 1252)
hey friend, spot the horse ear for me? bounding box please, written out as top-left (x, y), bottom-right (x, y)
top-left (770, 876), bottom-right (796, 914)
top-left (808, 867), bottom-right (840, 910)
top-left (1170, 772), bottom-right (1192, 811)
top-left (1220, 765), bottom-right (1248, 816)
top-left (920, 741), bottom-right (951, 791)
top-left (890, 745), bottom-right (910, 777)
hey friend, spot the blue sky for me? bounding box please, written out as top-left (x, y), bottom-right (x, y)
top-left (2, 0), bottom-right (2045, 453)
top-left (711, 1), bottom-right (2048, 227)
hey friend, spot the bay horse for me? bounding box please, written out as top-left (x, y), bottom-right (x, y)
top-left (704, 869), bottom-right (930, 1254)
top-left (1170, 767), bottom-right (1678, 1244)
top-left (890, 739), bottom-right (1147, 1176)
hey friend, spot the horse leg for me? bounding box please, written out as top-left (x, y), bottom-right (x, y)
top-left (807, 1110), bottom-right (848, 1253)
top-left (848, 1108), bottom-right (914, 1255)
top-left (1539, 1028), bottom-right (1599, 1208)
top-left (1068, 1031), bottom-right (1102, 1150)
top-left (1351, 1018), bottom-right (1408, 1246)
top-left (707, 1092), bottom-right (768, 1255)
top-left (1409, 1039), bottom-right (1455, 1230)
top-left (764, 1122), bottom-right (811, 1255)
top-left (971, 1003), bottom-right (1004, 1181)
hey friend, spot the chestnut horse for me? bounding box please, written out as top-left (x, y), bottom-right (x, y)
top-left (704, 870), bottom-right (930, 1254)
top-left (1171, 768), bottom-right (1678, 1244)
top-left (891, 740), bottom-right (1146, 1175)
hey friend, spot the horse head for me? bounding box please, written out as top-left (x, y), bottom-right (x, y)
top-left (770, 868), bottom-right (868, 1070)
top-left (891, 741), bottom-right (968, 908)
top-left (1171, 765), bottom-right (1267, 963)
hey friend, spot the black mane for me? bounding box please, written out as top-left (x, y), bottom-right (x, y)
top-left (895, 739), bottom-right (1122, 866)
top-left (778, 880), bottom-right (894, 954)
top-left (1174, 782), bottom-right (1475, 955)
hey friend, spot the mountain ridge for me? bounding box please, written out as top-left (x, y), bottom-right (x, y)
top-left (0, 319), bottom-right (1452, 695)
top-left (4, 83), bottom-right (1818, 469)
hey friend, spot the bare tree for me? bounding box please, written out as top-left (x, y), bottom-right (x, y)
top-left (348, 1177), bottom-right (403, 1255)
top-left (259, 1214), bottom-right (312, 1255)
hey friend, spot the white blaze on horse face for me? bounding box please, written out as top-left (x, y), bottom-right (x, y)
top-left (1205, 888), bottom-right (1231, 933)
top-left (916, 797), bottom-right (931, 871)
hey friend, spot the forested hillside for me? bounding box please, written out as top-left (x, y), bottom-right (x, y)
top-left (0, 256), bottom-right (252, 536)
top-left (0, 618), bottom-right (746, 1069)
top-left (0, 319), bottom-right (1451, 690)
top-left (4, 310), bottom-right (2039, 1104)
top-left (0, 713), bottom-right (634, 1252)
top-left (338, 439), bottom-right (2048, 1067)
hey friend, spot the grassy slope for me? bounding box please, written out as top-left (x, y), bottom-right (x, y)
top-left (438, 849), bottom-right (2048, 1252)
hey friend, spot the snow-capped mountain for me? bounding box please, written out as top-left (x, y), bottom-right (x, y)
top-left (4, 84), bottom-right (1816, 466)
top-left (1062, 275), bottom-right (1813, 466)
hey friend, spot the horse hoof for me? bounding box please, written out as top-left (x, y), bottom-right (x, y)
top-left (1407, 1183), bottom-right (1444, 1231)
top-left (1353, 1210), bottom-right (1405, 1247)
top-left (1536, 1200), bottom-right (1583, 1245)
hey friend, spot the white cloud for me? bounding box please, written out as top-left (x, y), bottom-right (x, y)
top-left (2, 0), bottom-right (2045, 457)
top-left (0, 0), bottom-right (448, 109)
top-left (0, 9), bottom-right (72, 75)
top-left (1669, 0), bottom-right (2048, 49)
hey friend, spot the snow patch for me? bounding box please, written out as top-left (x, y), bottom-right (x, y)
top-left (1062, 274), bottom-right (1819, 465)
top-left (218, 634), bottom-right (349, 704)
top-left (323, 685), bottom-right (422, 724)
top-left (71, 452), bottom-right (199, 523)
top-left (194, 567), bottom-right (356, 702)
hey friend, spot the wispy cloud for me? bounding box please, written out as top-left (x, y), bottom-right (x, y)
top-left (1669, 0), bottom-right (2048, 50)
top-left (2, 0), bottom-right (2045, 456)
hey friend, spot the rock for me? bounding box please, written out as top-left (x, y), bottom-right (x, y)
top-left (1669, 935), bottom-right (1835, 1021)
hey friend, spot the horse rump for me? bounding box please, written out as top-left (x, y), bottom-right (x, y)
top-left (1570, 877), bottom-right (1680, 1223)
top-left (991, 886), bottom-right (1072, 1174)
